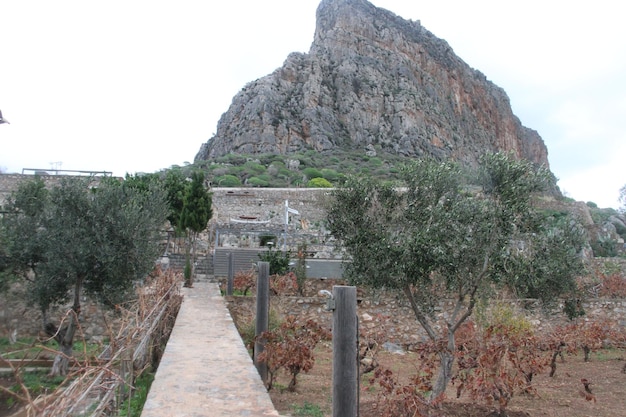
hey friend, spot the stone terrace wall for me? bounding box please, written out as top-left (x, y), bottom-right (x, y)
top-left (0, 173), bottom-right (111, 206)
top-left (211, 187), bottom-right (329, 227)
top-left (0, 284), bottom-right (119, 342)
top-left (226, 279), bottom-right (626, 349)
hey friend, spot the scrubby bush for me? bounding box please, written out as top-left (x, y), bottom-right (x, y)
top-left (214, 175), bottom-right (242, 187)
top-left (247, 177), bottom-right (270, 187)
top-left (321, 168), bottom-right (340, 181)
top-left (258, 247), bottom-right (291, 275)
top-left (307, 178), bottom-right (333, 188)
top-left (257, 316), bottom-right (330, 391)
top-left (302, 167), bottom-right (323, 180)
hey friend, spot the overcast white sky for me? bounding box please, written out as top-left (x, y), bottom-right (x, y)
top-left (1, 0), bottom-right (624, 208)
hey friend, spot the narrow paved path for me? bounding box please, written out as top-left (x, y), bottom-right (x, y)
top-left (141, 281), bottom-right (280, 417)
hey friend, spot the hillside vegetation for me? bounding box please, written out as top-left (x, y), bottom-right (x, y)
top-left (194, 149), bottom-right (409, 188)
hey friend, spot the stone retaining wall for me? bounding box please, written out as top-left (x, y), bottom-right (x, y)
top-left (225, 279), bottom-right (626, 349)
top-left (0, 173), bottom-right (111, 206)
top-left (0, 284), bottom-right (120, 342)
top-left (3, 276), bottom-right (625, 347)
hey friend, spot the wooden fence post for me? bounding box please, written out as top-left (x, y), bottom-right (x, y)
top-left (254, 261), bottom-right (270, 384)
top-left (333, 285), bottom-right (358, 417)
top-left (227, 252), bottom-right (234, 295)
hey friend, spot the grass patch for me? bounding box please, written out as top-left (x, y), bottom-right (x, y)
top-left (0, 337), bottom-right (104, 361)
top-left (291, 401), bottom-right (324, 417)
top-left (10, 370), bottom-right (66, 396)
top-left (591, 348), bottom-right (625, 362)
top-left (3, 369), bottom-right (67, 410)
top-left (118, 372), bottom-right (155, 417)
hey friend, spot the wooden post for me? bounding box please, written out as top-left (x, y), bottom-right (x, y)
top-left (332, 285), bottom-right (358, 417)
top-left (119, 347), bottom-right (133, 414)
top-left (254, 261), bottom-right (270, 384)
top-left (227, 252), bottom-right (234, 295)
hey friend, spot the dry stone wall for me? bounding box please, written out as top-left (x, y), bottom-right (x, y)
top-left (0, 173), bottom-right (110, 206)
top-left (225, 279), bottom-right (626, 349)
top-left (0, 283), bottom-right (119, 342)
top-left (211, 188), bottom-right (329, 234)
top-left (209, 187), bottom-right (337, 255)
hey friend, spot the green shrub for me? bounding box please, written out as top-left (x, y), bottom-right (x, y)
top-left (247, 177), bottom-right (269, 187)
top-left (302, 167), bottom-right (323, 180)
top-left (320, 168), bottom-right (339, 181)
top-left (277, 167), bottom-right (292, 177)
top-left (591, 237), bottom-right (618, 257)
top-left (258, 247), bottom-right (291, 275)
top-left (563, 298), bottom-right (586, 320)
top-left (613, 221), bottom-right (626, 238)
top-left (214, 175), bottom-right (242, 187)
top-left (368, 157), bottom-right (383, 167)
top-left (307, 178), bottom-right (333, 188)
top-left (243, 161), bottom-right (266, 175)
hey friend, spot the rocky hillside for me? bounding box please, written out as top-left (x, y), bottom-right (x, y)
top-left (195, 0), bottom-right (549, 169)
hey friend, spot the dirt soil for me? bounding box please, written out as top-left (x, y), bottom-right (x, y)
top-left (266, 342), bottom-right (626, 417)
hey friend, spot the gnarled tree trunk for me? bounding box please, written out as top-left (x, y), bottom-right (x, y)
top-left (47, 280), bottom-right (82, 376)
top-left (431, 333), bottom-right (456, 403)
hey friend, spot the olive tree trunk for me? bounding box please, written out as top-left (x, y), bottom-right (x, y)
top-left (48, 280), bottom-right (82, 376)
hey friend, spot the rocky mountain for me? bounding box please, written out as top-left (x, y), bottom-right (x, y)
top-left (195, 0), bottom-right (549, 169)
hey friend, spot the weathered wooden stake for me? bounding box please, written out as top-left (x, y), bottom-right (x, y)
top-left (227, 252), bottom-right (234, 295)
top-left (332, 285), bottom-right (358, 417)
top-left (254, 261), bottom-right (270, 383)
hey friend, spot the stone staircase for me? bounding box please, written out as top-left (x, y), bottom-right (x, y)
top-left (164, 253), bottom-right (213, 276)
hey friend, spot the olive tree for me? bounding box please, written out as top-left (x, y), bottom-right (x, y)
top-left (0, 178), bottom-right (61, 323)
top-left (327, 153), bottom-right (586, 401)
top-left (1, 176), bottom-right (168, 375)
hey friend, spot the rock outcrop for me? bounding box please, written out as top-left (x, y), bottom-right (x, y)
top-left (195, 0), bottom-right (549, 169)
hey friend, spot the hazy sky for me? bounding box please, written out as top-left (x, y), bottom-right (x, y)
top-left (1, 0), bottom-right (624, 208)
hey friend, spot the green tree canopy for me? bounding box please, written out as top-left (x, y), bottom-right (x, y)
top-left (307, 177), bottom-right (333, 188)
top-left (1, 176), bottom-right (169, 375)
top-left (0, 177), bottom-right (49, 300)
top-left (214, 174), bottom-right (242, 187)
top-left (302, 167), bottom-right (323, 180)
top-left (179, 171), bottom-right (213, 286)
top-left (164, 169), bottom-right (188, 232)
top-left (327, 153), bottom-right (586, 400)
top-left (179, 171), bottom-right (212, 235)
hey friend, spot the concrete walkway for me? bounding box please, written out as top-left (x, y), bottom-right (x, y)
top-left (141, 280), bottom-right (280, 417)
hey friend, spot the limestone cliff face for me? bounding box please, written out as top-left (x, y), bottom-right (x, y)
top-left (195, 0), bottom-right (549, 168)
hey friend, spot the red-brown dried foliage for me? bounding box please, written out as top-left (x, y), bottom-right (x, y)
top-left (232, 270), bottom-right (299, 296)
top-left (548, 319), bottom-right (625, 363)
top-left (233, 268), bottom-right (256, 295)
top-left (368, 340), bottom-right (443, 417)
top-left (257, 315), bottom-right (330, 392)
top-left (454, 321), bottom-right (550, 417)
top-left (270, 272), bottom-right (299, 296)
